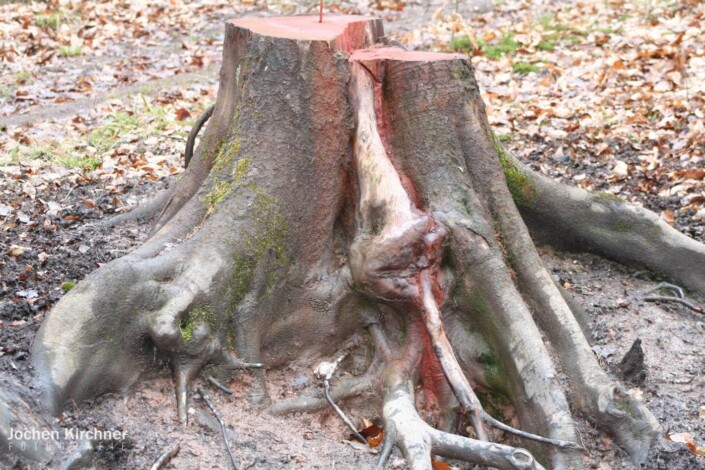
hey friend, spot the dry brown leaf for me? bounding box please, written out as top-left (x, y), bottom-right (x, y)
top-left (359, 423), bottom-right (384, 448)
top-left (431, 459), bottom-right (452, 470)
top-left (176, 108), bottom-right (191, 121)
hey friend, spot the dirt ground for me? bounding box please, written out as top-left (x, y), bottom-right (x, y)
top-left (1, 0), bottom-right (704, 468)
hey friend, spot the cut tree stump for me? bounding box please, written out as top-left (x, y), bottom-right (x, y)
top-left (7, 13), bottom-right (705, 470)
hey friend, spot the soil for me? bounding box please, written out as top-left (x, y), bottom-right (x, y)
top-left (1, 1), bottom-right (704, 469)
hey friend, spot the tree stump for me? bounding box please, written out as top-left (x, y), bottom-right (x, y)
top-left (23, 14), bottom-right (705, 469)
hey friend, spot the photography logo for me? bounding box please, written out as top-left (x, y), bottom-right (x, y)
top-left (3, 426), bottom-right (128, 454)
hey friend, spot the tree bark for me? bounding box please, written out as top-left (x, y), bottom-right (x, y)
top-left (11, 14), bottom-right (705, 469)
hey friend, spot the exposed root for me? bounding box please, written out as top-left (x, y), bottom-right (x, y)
top-left (105, 188), bottom-right (175, 226)
top-left (513, 155), bottom-right (705, 297)
top-left (380, 370), bottom-right (546, 470)
top-left (184, 104), bottom-right (215, 168)
top-left (175, 360), bottom-right (202, 424)
top-left (481, 143), bottom-right (660, 462)
top-left (269, 361), bottom-right (383, 415)
top-left (207, 376), bottom-right (234, 395)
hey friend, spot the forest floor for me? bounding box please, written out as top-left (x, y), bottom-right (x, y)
top-left (1, 0), bottom-right (704, 469)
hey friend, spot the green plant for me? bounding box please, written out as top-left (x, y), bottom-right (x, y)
top-left (512, 61), bottom-right (541, 74)
top-left (452, 35), bottom-right (474, 53)
top-left (537, 34), bottom-right (558, 51)
top-left (87, 112), bottom-right (139, 153)
top-left (35, 13), bottom-right (61, 29)
top-left (15, 70), bottom-right (32, 84)
top-left (59, 46), bottom-right (82, 57)
top-left (35, 9), bottom-right (73, 30)
top-left (61, 281), bottom-right (76, 293)
top-left (483, 32), bottom-right (519, 59)
top-left (54, 154), bottom-right (102, 170)
top-left (0, 85), bottom-right (12, 100)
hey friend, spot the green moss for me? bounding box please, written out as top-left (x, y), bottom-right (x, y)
top-left (61, 281), bottom-right (75, 293)
top-left (615, 221), bottom-right (633, 233)
top-left (231, 254), bottom-right (254, 305)
top-left (491, 131), bottom-right (537, 206)
top-left (479, 350), bottom-right (510, 391)
top-left (204, 181), bottom-right (234, 214)
top-left (15, 70), bottom-right (32, 84)
top-left (592, 192), bottom-right (624, 204)
top-left (232, 157), bottom-right (251, 181)
top-left (179, 305), bottom-right (216, 342)
top-left (228, 179), bottom-right (289, 310)
top-left (213, 138), bottom-right (242, 174)
top-left (468, 287), bottom-right (492, 318)
top-left (476, 390), bottom-right (511, 422)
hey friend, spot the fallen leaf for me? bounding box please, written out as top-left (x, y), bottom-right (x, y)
top-left (359, 423), bottom-right (384, 448)
top-left (7, 245), bottom-right (27, 256)
top-left (660, 210), bottom-right (675, 226)
top-left (667, 432), bottom-right (694, 444)
top-left (176, 108), bottom-right (191, 121)
top-left (612, 161), bottom-right (629, 177)
top-left (431, 459), bottom-right (452, 470)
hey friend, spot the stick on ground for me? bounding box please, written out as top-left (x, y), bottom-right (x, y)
top-left (197, 388), bottom-right (240, 470)
top-left (150, 443), bottom-right (180, 470)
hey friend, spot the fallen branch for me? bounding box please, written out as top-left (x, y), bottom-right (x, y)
top-left (315, 353), bottom-right (368, 445)
top-left (149, 443), bottom-right (180, 470)
top-left (643, 295), bottom-right (704, 314)
top-left (207, 375), bottom-right (234, 395)
top-left (643, 282), bottom-right (704, 314)
top-left (644, 282), bottom-right (685, 299)
top-left (197, 388), bottom-right (240, 470)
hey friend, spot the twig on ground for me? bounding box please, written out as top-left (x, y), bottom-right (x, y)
top-left (644, 282), bottom-right (685, 299)
top-left (643, 295), bottom-right (704, 314)
top-left (642, 282), bottom-right (703, 313)
top-left (197, 388), bottom-right (240, 470)
top-left (207, 375), bottom-right (234, 395)
top-left (315, 353), bottom-right (368, 445)
top-left (149, 443), bottom-right (180, 470)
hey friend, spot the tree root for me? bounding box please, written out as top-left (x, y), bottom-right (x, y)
top-left (185, 104), bottom-right (215, 168)
top-left (379, 357), bottom-right (546, 470)
top-left (269, 360), bottom-right (383, 415)
top-left (479, 147), bottom-right (660, 462)
top-left (512, 155), bottom-right (705, 297)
